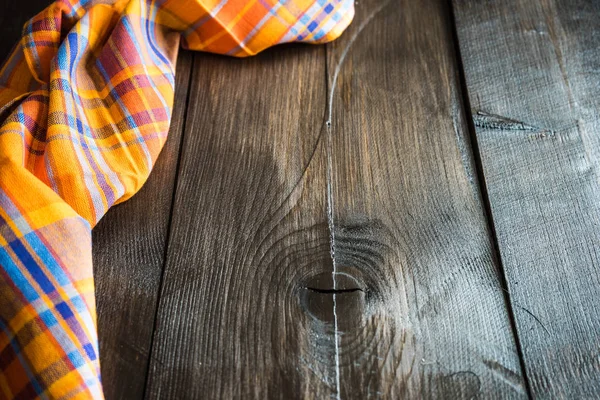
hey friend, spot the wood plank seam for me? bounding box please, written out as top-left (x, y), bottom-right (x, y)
top-left (446, 1), bottom-right (534, 398)
top-left (324, 3), bottom-right (393, 399)
top-left (451, 0), bottom-right (600, 396)
top-left (141, 53), bottom-right (197, 398)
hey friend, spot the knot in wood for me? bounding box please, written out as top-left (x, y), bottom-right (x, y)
top-left (298, 271), bottom-right (368, 330)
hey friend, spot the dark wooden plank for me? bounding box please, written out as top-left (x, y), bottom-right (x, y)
top-left (92, 51), bottom-right (192, 399)
top-left (146, 1), bottom-right (526, 398)
top-left (325, 0), bottom-right (526, 397)
top-left (452, 0), bottom-right (600, 397)
top-left (144, 44), bottom-right (336, 398)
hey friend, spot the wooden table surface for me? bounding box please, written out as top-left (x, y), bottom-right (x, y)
top-left (2, 0), bottom-right (600, 398)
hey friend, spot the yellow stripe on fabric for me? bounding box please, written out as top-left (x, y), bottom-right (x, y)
top-left (23, 203), bottom-right (80, 232)
top-left (0, 202), bottom-right (75, 246)
top-left (72, 65), bottom-right (170, 99)
top-left (46, 369), bottom-right (90, 399)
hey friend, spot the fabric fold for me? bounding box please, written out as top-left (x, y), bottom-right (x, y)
top-left (0, 0), bottom-right (353, 398)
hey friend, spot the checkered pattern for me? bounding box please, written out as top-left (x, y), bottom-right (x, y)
top-left (0, 0), bottom-right (353, 398)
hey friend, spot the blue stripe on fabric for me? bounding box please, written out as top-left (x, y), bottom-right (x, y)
top-left (65, 21), bottom-right (120, 212)
top-left (124, 15), bottom-right (175, 88)
top-left (142, 5), bottom-right (172, 72)
top-left (56, 301), bottom-right (75, 320)
top-left (9, 240), bottom-right (55, 295)
top-left (21, 231), bottom-right (70, 287)
top-left (23, 22), bottom-right (42, 74)
top-left (70, 295), bottom-right (90, 315)
top-left (83, 343), bottom-right (97, 361)
top-left (68, 33), bottom-right (78, 76)
top-left (49, 104), bottom-right (99, 213)
top-left (0, 194), bottom-right (74, 289)
top-left (39, 309), bottom-right (59, 328)
top-left (16, 227), bottom-right (95, 360)
top-left (57, 40), bottom-right (69, 71)
top-left (0, 248), bottom-right (40, 302)
top-left (67, 350), bottom-right (86, 369)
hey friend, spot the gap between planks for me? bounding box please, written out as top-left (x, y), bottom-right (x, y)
top-left (142, 53), bottom-right (197, 398)
top-left (446, 0), bottom-right (534, 398)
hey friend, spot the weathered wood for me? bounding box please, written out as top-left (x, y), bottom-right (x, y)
top-left (325, 0), bottom-right (525, 397)
top-left (145, 0), bottom-right (526, 398)
top-left (92, 52), bottom-right (192, 399)
top-left (452, 0), bottom-right (600, 397)
top-left (144, 44), bottom-right (335, 398)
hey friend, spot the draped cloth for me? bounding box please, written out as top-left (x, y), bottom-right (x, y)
top-left (0, 0), bottom-right (353, 397)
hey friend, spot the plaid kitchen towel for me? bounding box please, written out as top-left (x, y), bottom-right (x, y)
top-left (0, 0), bottom-right (353, 398)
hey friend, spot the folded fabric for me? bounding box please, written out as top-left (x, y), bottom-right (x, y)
top-left (0, 0), bottom-right (353, 398)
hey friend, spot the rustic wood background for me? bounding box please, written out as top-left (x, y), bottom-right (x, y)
top-left (2, 0), bottom-right (599, 398)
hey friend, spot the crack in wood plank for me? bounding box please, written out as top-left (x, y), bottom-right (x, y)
top-left (324, 3), bottom-right (392, 398)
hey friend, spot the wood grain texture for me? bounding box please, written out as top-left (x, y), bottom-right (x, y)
top-left (144, 44), bottom-right (335, 398)
top-left (452, 0), bottom-right (600, 397)
top-left (145, 0), bottom-right (526, 398)
top-left (325, 0), bottom-right (525, 398)
top-left (92, 52), bottom-right (193, 399)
